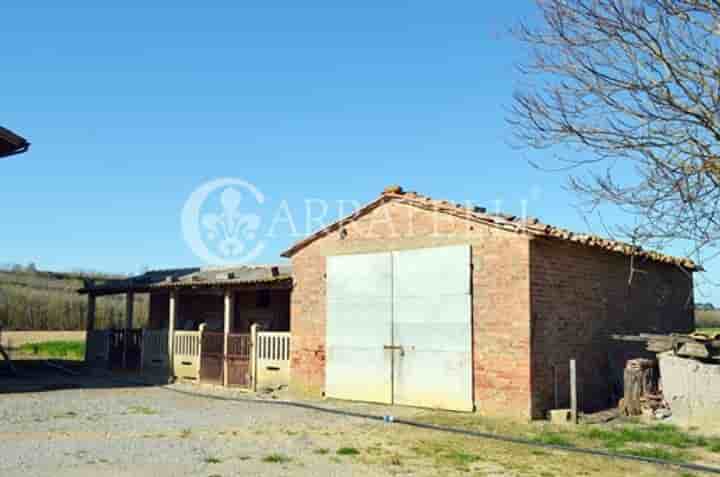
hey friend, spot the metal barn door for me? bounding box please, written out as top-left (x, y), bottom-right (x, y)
top-left (392, 245), bottom-right (473, 411)
top-left (325, 245), bottom-right (472, 411)
top-left (326, 252), bottom-right (393, 404)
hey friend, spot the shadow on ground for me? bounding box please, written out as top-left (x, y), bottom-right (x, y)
top-left (0, 360), bottom-right (170, 394)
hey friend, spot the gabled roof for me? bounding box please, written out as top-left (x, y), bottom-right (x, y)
top-left (78, 264), bottom-right (292, 295)
top-left (281, 186), bottom-right (699, 271)
top-left (0, 127), bottom-right (30, 158)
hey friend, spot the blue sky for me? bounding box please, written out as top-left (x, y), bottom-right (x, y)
top-left (1, 2), bottom-right (716, 303)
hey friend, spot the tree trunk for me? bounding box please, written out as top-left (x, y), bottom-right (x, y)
top-left (619, 358), bottom-right (658, 416)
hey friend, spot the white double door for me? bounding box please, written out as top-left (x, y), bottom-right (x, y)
top-left (325, 244), bottom-right (473, 411)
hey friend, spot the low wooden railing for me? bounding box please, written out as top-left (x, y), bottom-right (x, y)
top-left (257, 332), bottom-right (290, 361)
top-left (173, 331), bottom-right (201, 380)
top-left (255, 331), bottom-right (290, 390)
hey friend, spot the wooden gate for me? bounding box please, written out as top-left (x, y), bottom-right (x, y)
top-left (124, 329), bottom-right (142, 371)
top-left (108, 329), bottom-right (142, 370)
top-left (200, 331), bottom-right (224, 385)
top-left (226, 333), bottom-right (252, 387)
top-left (109, 330), bottom-right (125, 369)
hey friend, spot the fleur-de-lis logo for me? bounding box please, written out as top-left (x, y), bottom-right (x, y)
top-left (201, 188), bottom-right (261, 257)
top-left (182, 178), bottom-right (265, 264)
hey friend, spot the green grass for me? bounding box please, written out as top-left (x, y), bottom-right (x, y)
top-left (615, 446), bottom-right (689, 462)
top-left (203, 456), bottom-right (222, 464)
top-left (336, 447), bottom-right (360, 456)
top-left (262, 453), bottom-right (291, 464)
top-left (445, 450), bottom-right (481, 465)
top-left (313, 448), bottom-right (330, 455)
top-left (18, 340), bottom-right (85, 360)
top-left (530, 431), bottom-right (576, 447)
top-left (696, 327), bottom-right (720, 336)
top-left (584, 424), bottom-right (706, 450)
top-left (127, 406), bottom-right (158, 415)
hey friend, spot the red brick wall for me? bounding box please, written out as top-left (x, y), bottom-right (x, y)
top-left (529, 238), bottom-right (694, 418)
top-left (289, 201), bottom-right (533, 417)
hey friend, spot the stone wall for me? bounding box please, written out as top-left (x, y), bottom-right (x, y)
top-left (659, 352), bottom-right (720, 430)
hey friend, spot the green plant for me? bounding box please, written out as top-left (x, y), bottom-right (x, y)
top-left (530, 431), bottom-right (575, 447)
top-left (616, 447), bottom-right (689, 462)
top-left (336, 447), bottom-right (360, 456)
top-left (204, 456), bottom-right (222, 464)
top-left (445, 450), bottom-right (480, 465)
top-left (127, 406), bottom-right (157, 415)
top-left (262, 453), bottom-right (291, 464)
top-left (313, 448), bottom-right (329, 455)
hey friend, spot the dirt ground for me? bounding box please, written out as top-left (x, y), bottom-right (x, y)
top-left (0, 362), bottom-right (714, 477)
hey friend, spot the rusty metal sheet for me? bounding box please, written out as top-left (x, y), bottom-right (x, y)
top-left (326, 252), bottom-right (392, 404)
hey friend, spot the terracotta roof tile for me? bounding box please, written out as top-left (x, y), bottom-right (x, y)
top-left (281, 187), bottom-right (699, 271)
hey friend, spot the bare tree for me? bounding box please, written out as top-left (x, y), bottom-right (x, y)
top-left (511, 0), bottom-right (720, 265)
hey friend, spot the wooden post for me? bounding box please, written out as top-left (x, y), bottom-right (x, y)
top-left (122, 291), bottom-right (134, 370)
top-left (168, 290), bottom-right (177, 376)
top-left (86, 294), bottom-right (96, 332)
top-left (250, 323), bottom-right (258, 392)
top-left (570, 359), bottom-right (578, 424)
top-left (85, 294), bottom-right (96, 364)
top-left (619, 358), bottom-right (658, 416)
top-left (223, 289), bottom-right (234, 387)
top-left (125, 291), bottom-right (134, 330)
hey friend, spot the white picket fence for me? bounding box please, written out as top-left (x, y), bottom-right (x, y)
top-left (255, 331), bottom-right (290, 389)
top-left (173, 331), bottom-right (201, 380)
top-left (257, 332), bottom-right (291, 361)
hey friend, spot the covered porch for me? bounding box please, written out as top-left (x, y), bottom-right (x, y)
top-left (78, 265), bottom-right (292, 390)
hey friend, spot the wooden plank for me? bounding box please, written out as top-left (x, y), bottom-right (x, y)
top-left (570, 359), bottom-right (577, 424)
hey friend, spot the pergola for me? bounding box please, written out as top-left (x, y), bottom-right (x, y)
top-left (78, 265), bottom-right (292, 385)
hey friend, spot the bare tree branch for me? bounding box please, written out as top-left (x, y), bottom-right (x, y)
top-left (510, 0), bottom-right (720, 266)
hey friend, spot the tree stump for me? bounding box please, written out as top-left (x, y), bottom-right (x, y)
top-left (619, 358), bottom-right (658, 416)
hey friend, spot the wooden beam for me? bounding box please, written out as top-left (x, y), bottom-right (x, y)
top-left (125, 291), bottom-right (135, 330)
top-left (570, 359), bottom-right (578, 424)
top-left (168, 289), bottom-right (178, 376)
top-left (223, 289), bottom-right (234, 387)
top-left (250, 323), bottom-right (258, 392)
top-left (86, 294), bottom-right (96, 332)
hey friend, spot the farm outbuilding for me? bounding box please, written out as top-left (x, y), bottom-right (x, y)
top-left (282, 186), bottom-right (697, 419)
top-left (79, 265), bottom-right (292, 389)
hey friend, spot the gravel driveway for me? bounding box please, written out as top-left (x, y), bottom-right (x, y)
top-left (0, 364), bottom-right (695, 477)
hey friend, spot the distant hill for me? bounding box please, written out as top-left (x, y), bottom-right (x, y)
top-left (696, 302), bottom-right (716, 311)
top-left (0, 265), bottom-right (147, 331)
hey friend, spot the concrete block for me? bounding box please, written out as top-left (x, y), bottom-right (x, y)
top-left (548, 408), bottom-right (573, 424)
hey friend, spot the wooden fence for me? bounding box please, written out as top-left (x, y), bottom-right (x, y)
top-left (85, 330), bottom-right (110, 366)
top-left (84, 326), bottom-right (291, 390)
top-left (173, 331), bottom-right (201, 381)
top-left (255, 331), bottom-right (290, 389)
top-left (141, 330), bottom-right (168, 371)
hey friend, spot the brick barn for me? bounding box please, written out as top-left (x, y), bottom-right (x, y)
top-left (282, 186), bottom-right (697, 419)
